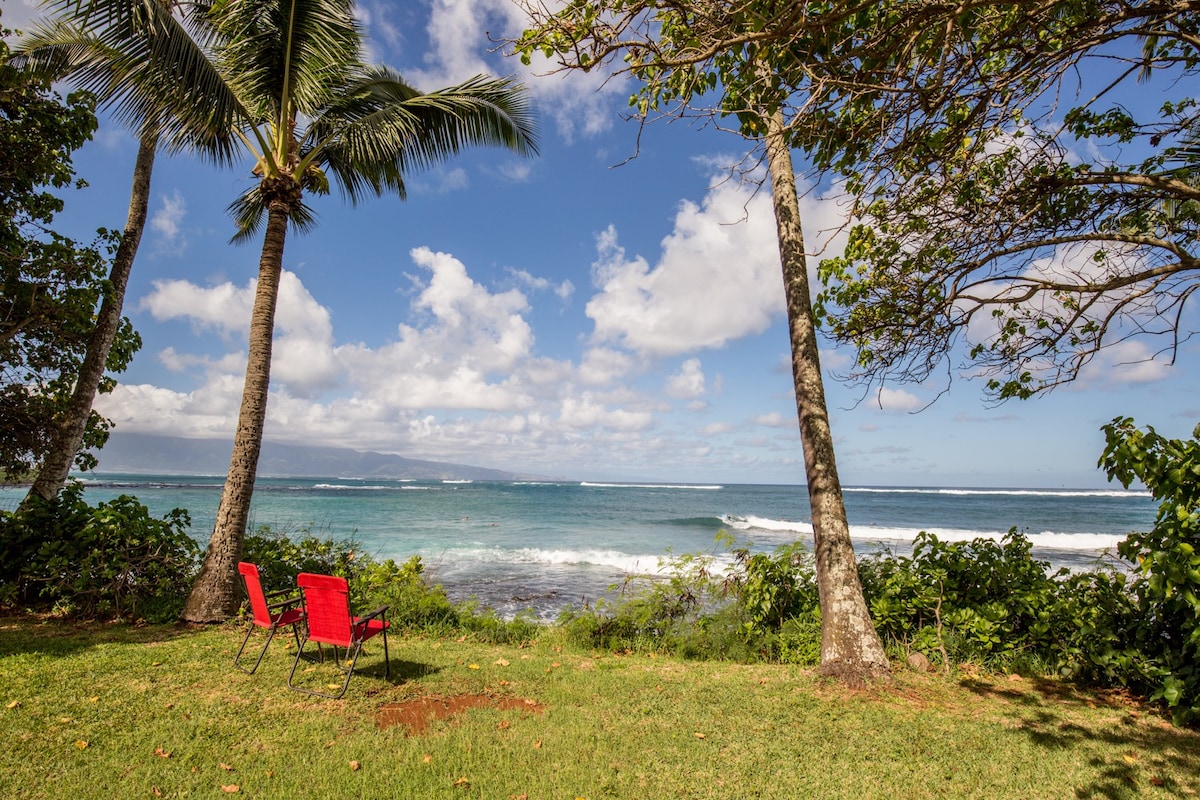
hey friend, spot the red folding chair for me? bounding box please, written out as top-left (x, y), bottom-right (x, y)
top-left (233, 562), bottom-right (305, 674)
top-left (288, 572), bottom-right (390, 698)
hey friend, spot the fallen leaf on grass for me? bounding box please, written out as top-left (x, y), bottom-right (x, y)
top-left (468, 664), bottom-right (480, 670)
top-left (495, 658), bottom-right (510, 666)
top-left (349, 761), bottom-right (360, 771)
top-left (59, 717), bottom-right (73, 723)
top-left (454, 776), bottom-right (470, 787)
top-left (151, 661), bottom-right (162, 667)
top-left (497, 720), bottom-right (511, 730)
top-left (422, 755), bottom-right (433, 764)
top-left (221, 784), bottom-right (239, 793)
top-left (533, 740), bottom-right (542, 749)
top-left (5, 700), bottom-right (18, 709)
top-left (694, 733), bottom-right (706, 740)
top-left (154, 747), bottom-right (172, 758)
top-left (152, 787), bottom-right (163, 797)
top-left (88, 696), bottom-right (99, 703)
top-left (1123, 754), bottom-right (1138, 765)
top-left (219, 763), bottom-right (234, 771)
top-left (74, 740), bottom-right (88, 750)
top-left (1150, 776), bottom-right (1165, 787)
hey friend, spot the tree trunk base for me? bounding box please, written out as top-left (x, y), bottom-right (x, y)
top-left (817, 659), bottom-right (894, 688)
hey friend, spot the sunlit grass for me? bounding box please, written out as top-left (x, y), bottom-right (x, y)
top-left (2, 616), bottom-right (1198, 799)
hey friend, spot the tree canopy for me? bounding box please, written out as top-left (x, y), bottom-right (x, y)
top-left (0, 25), bottom-right (138, 478)
top-left (810, 1), bottom-right (1200, 401)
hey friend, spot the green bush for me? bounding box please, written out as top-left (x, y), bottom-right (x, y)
top-left (1099, 417), bottom-right (1200, 724)
top-left (243, 527), bottom-right (539, 643)
top-left (0, 485), bottom-right (198, 621)
top-left (558, 539), bottom-right (822, 663)
top-left (857, 531), bottom-right (1068, 670)
top-left (242, 527), bottom-right (457, 628)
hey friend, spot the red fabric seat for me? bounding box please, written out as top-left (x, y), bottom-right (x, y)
top-left (233, 562), bottom-right (304, 674)
top-left (288, 572), bottom-right (390, 698)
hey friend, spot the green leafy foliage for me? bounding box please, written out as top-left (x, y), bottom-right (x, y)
top-left (558, 538), bottom-right (822, 663)
top-left (241, 527), bottom-right (537, 641)
top-left (242, 527), bottom-right (456, 629)
top-left (1100, 417), bottom-right (1200, 724)
top-left (0, 30), bottom-right (139, 476)
top-left (0, 485), bottom-right (197, 621)
top-left (858, 531), bottom-right (1122, 672)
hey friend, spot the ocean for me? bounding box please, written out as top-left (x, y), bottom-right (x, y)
top-left (1, 475), bottom-right (1157, 619)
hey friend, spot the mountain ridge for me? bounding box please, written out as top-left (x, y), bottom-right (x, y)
top-left (93, 433), bottom-right (550, 481)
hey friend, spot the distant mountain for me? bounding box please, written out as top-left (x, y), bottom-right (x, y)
top-left (94, 433), bottom-right (548, 481)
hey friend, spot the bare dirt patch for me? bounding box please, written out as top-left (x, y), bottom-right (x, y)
top-left (376, 694), bottom-right (544, 734)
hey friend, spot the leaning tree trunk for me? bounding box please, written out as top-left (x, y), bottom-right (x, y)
top-left (764, 110), bottom-right (890, 681)
top-left (25, 132), bottom-right (158, 504)
top-left (181, 205), bottom-right (289, 623)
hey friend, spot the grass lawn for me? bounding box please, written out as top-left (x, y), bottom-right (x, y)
top-left (2, 615), bottom-right (1198, 799)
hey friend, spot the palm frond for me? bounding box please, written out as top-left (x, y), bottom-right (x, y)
top-left (15, 1), bottom-right (247, 166)
top-left (225, 186), bottom-right (268, 244)
top-left (225, 184), bottom-right (320, 241)
top-left (306, 66), bottom-right (538, 203)
top-left (207, 0), bottom-right (363, 122)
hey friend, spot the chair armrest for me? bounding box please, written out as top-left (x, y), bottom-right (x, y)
top-left (359, 605), bottom-right (389, 622)
top-left (265, 588), bottom-right (294, 600)
top-left (267, 596), bottom-right (303, 612)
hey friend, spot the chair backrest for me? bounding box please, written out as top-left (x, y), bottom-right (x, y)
top-left (238, 562), bottom-right (273, 627)
top-left (297, 572), bottom-right (354, 647)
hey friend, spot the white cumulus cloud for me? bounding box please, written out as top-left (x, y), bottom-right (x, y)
top-left (586, 176), bottom-right (783, 356)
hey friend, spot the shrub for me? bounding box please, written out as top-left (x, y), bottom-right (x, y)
top-left (1099, 417), bottom-right (1200, 724)
top-left (0, 485), bottom-right (198, 621)
top-left (558, 538), bottom-right (823, 662)
top-left (857, 530), bottom-right (1067, 670)
top-left (242, 527), bottom-right (457, 629)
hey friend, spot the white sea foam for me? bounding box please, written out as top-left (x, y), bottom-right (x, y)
top-left (580, 481), bottom-right (723, 490)
top-left (443, 479), bottom-right (474, 484)
top-left (845, 486), bottom-right (1149, 499)
top-left (722, 514), bottom-right (1124, 551)
top-left (311, 483), bottom-right (395, 490)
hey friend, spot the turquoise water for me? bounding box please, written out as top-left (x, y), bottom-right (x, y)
top-left (1, 475), bottom-right (1157, 618)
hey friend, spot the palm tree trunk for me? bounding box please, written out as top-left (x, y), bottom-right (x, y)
top-left (764, 110), bottom-right (890, 681)
top-left (181, 205), bottom-right (289, 623)
top-left (25, 132), bottom-right (158, 504)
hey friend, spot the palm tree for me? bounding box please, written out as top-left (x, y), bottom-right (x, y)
top-left (173, 0), bottom-right (538, 621)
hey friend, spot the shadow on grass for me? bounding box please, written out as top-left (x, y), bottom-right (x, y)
top-left (284, 651), bottom-right (442, 697)
top-left (958, 676), bottom-right (1200, 798)
top-left (0, 612), bottom-right (196, 658)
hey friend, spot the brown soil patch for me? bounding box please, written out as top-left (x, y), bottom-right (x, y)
top-left (376, 694), bottom-right (544, 734)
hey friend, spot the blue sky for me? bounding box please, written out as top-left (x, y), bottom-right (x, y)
top-left (5, 0), bottom-right (1197, 487)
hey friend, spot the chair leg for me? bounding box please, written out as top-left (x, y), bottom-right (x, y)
top-left (234, 624), bottom-right (277, 675)
top-left (288, 637), bottom-right (360, 700)
top-left (382, 627), bottom-right (390, 679)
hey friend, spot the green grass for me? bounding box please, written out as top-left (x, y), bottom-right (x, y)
top-left (2, 615), bottom-right (1199, 799)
